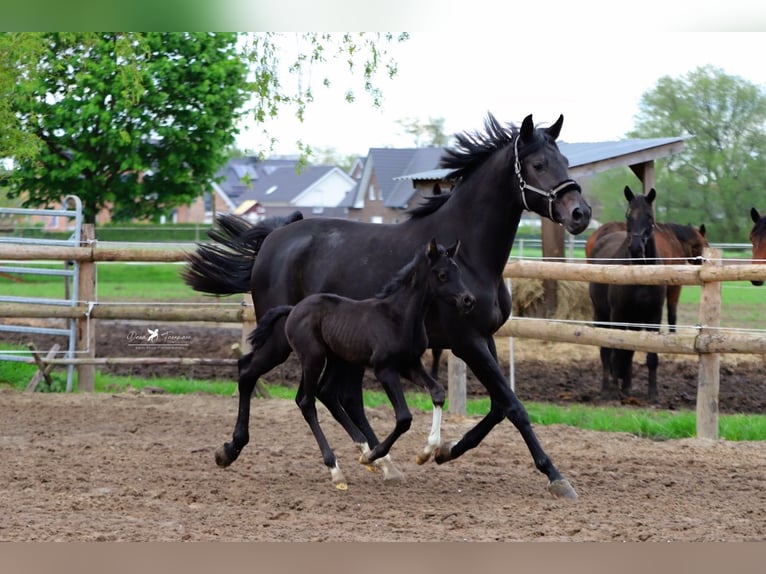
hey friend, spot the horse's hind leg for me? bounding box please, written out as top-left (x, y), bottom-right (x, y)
top-left (666, 286), bottom-right (680, 333)
top-left (295, 353), bottom-right (349, 490)
top-left (646, 351), bottom-right (659, 402)
top-left (215, 332), bottom-right (291, 468)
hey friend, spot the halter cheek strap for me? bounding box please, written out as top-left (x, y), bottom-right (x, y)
top-left (514, 135), bottom-right (582, 222)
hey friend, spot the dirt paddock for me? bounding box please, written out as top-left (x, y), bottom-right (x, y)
top-left (2, 321), bottom-right (766, 541)
top-left (1, 389), bottom-right (765, 542)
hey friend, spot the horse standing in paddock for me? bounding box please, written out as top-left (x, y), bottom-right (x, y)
top-left (247, 239), bottom-right (475, 489)
top-left (183, 113), bottom-right (591, 499)
top-left (749, 207), bottom-right (766, 286)
top-left (587, 186), bottom-right (667, 400)
top-left (586, 219), bottom-right (708, 332)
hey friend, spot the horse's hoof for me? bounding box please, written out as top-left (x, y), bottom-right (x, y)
top-left (433, 440), bottom-right (457, 465)
top-left (548, 478), bottom-right (578, 500)
top-left (415, 451), bottom-right (432, 465)
top-left (214, 445), bottom-right (233, 467)
top-left (334, 482), bottom-right (348, 491)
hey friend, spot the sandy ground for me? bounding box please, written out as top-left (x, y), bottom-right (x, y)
top-left (1, 389), bottom-right (765, 542)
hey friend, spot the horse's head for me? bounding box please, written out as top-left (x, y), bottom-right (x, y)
top-left (426, 238), bottom-right (475, 314)
top-left (750, 207), bottom-right (766, 286)
top-left (515, 114), bottom-right (591, 235)
top-left (624, 186), bottom-right (656, 260)
top-left (685, 223), bottom-right (709, 264)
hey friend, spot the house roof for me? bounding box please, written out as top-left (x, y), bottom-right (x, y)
top-left (396, 137), bottom-right (686, 183)
top-left (237, 165), bottom-right (338, 204)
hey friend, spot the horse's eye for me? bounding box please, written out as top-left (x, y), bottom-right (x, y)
top-left (438, 271), bottom-right (448, 283)
top-left (533, 161), bottom-right (545, 172)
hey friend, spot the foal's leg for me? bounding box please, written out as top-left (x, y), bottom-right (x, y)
top-left (215, 332), bottom-right (292, 468)
top-left (404, 362), bottom-right (446, 465)
top-left (295, 351), bottom-right (348, 490)
top-left (434, 337), bottom-right (577, 500)
top-left (358, 365), bottom-right (412, 467)
top-left (322, 361), bottom-right (405, 481)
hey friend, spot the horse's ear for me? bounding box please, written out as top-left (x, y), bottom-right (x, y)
top-left (752, 207), bottom-right (761, 223)
top-left (426, 238), bottom-right (439, 259)
top-left (623, 186), bottom-right (635, 201)
top-left (520, 114), bottom-right (534, 143)
top-left (447, 240), bottom-right (460, 259)
top-left (547, 114), bottom-right (564, 140)
top-left (646, 188), bottom-right (656, 204)
top-left (699, 224), bottom-right (706, 237)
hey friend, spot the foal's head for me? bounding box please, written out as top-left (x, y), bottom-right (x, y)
top-left (424, 238), bottom-right (475, 314)
top-left (750, 207), bottom-right (766, 286)
top-left (623, 186), bottom-right (657, 260)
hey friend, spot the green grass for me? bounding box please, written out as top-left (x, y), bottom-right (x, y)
top-left (2, 347), bottom-right (764, 442)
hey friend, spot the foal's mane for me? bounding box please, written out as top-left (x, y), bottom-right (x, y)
top-left (374, 249), bottom-right (425, 299)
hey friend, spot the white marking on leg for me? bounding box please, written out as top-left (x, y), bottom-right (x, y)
top-left (417, 405), bottom-right (442, 464)
top-left (330, 463), bottom-right (348, 490)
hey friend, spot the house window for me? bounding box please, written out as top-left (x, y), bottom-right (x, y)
top-left (368, 185), bottom-right (376, 201)
top-left (371, 216), bottom-right (383, 224)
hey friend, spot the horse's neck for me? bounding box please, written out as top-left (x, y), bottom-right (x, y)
top-left (431, 157), bottom-right (521, 275)
top-left (386, 260), bottom-right (431, 335)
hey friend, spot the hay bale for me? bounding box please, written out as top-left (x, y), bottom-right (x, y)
top-left (509, 278), bottom-right (592, 321)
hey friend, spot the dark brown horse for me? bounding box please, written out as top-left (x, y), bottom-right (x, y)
top-left (246, 239), bottom-right (474, 489)
top-left (750, 207), bottom-right (766, 286)
top-left (587, 186), bottom-right (666, 400)
top-left (184, 113), bottom-right (591, 499)
top-left (586, 219), bottom-right (708, 332)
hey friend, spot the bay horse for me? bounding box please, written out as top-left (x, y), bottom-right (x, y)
top-left (183, 113), bottom-right (591, 499)
top-left (586, 219), bottom-right (707, 332)
top-left (587, 186), bottom-right (666, 400)
top-left (247, 238), bottom-right (475, 489)
top-left (750, 207), bottom-right (766, 286)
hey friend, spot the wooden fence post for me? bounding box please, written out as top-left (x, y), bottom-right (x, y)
top-left (447, 352), bottom-right (466, 416)
top-left (76, 224), bottom-right (96, 392)
top-left (696, 247), bottom-right (721, 440)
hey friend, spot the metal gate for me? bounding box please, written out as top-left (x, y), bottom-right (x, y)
top-left (0, 196), bottom-right (83, 391)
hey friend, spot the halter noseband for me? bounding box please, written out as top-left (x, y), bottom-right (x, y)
top-left (513, 134), bottom-right (582, 222)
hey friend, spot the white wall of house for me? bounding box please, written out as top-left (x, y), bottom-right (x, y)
top-left (291, 169), bottom-right (355, 207)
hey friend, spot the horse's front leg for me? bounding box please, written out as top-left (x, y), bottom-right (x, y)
top-left (323, 360), bottom-right (405, 481)
top-left (358, 366), bottom-right (412, 469)
top-left (404, 361), bottom-right (446, 465)
top-left (435, 337), bottom-right (577, 500)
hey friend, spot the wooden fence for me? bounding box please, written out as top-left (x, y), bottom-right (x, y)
top-left (2, 226), bottom-right (766, 439)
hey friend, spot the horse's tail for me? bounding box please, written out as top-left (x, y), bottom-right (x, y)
top-left (247, 305), bottom-right (294, 350)
top-left (182, 211), bottom-right (303, 295)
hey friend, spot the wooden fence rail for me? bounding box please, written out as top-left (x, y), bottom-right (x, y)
top-left (3, 233), bottom-right (766, 440)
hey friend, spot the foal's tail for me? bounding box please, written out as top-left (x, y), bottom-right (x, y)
top-left (182, 211), bottom-right (303, 295)
top-left (247, 305), bottom-right (294, 350)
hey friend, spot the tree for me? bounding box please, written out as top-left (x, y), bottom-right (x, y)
top-left (1, 32), bottom-right (407, 223)
top-left (629, 65), bottom-right (766, 242)
top-left (1, 32), bottom-right (249, 223)
top-left (395, 116), bottom-right (450, 147)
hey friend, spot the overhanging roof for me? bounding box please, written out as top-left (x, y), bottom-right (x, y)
top-left (396, 137), bottom-right (686, 182)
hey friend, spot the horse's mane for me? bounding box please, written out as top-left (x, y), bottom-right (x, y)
top-left (438, 113), bottom-right (519, 180)
top-left (407, 114), bottom-right (519, 220)
top-left (374, 249), bottom-right (424, 299)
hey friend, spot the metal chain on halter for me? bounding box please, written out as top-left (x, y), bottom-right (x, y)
top-left (513, 133), bottom-right (582, 222)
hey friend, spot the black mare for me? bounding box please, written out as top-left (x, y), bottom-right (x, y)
top-left (749, 207), bottom-right (766, 286)
top-left (184, 113), bottom-right (592, 499)
top-left (587, 186), bottom-right (666, 400)
top-left (246, 239), bottom-right (475, 489)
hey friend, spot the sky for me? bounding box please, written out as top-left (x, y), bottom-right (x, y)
top-left (235, 31), bottom-right (766, 158)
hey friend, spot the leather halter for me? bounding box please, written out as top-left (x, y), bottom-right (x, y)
top-left (513, 134), bottom-right (582, 222)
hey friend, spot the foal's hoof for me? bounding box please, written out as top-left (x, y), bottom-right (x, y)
top-left (415, 451), bottom-right (432, 465)
top-left (548, 478), bottom-right (578, 500)
top-left (433, 440), bottom-right (458, 465)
